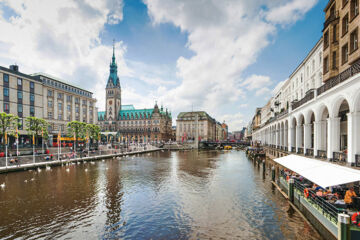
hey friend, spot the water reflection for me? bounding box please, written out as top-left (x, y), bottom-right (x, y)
top-left (0, 151), bottom-right (322, 240)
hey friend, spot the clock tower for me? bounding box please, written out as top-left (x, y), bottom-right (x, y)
top-left (105, 41), bottom-right (121, 121)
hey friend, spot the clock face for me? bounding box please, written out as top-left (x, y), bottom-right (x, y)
top-left (109, 100), bottom-right (112, 105)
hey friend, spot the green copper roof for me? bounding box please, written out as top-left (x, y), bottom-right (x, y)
top-left (119, 108), bottom-right (154, 120)
top-left (121, 105), bottom-right (135, 110)
top-left (106, 43), bottom-right (120, 88)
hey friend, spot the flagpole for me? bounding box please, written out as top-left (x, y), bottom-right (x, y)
top-left (16, 128), bottom-right (19, 157)
top-left (5, 132), bottom-right (7, 168)
top-left (32, 134), bottom-right (35, 164)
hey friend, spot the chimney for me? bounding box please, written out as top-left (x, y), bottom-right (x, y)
top-left (9, 65), bottom-right (19, 72)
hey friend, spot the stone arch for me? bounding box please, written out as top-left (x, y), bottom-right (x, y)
top-left (330, 95), bottom-right (352, 118)
top-left (352, 89), bottom-right (360, 112)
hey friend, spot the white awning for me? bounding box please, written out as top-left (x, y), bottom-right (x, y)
top-left (274, 155), bottom-right (360, 188)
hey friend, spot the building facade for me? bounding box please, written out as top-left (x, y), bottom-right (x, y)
top-left (176, 111), bottom-right (216, 142)
top-left (252, 2), bottom-right (360, 164)
top-left (97, 46), bottom-right (173, 143)
top-left (0, 65), bottom-right (97, 141)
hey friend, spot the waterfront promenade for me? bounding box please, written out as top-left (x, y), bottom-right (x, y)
top-left (0, 144), bottom-right (160, 174)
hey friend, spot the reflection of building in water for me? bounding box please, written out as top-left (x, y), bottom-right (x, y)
top-left (105, 162), bottom-right (124, 230)
top-left (176, 151), bottom-right (219, 178)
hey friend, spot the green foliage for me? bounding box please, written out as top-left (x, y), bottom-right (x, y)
top-left (86, 124), bottom-right (101, 141)
top-left (0, 112), bottom-right (19, 145)
top-left (67, 121), bottom-right (87, 148)
top-left (25, 116), bottom-right (49, 144)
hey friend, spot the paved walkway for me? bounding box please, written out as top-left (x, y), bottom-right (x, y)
top-left (0, 146), bottom-right (161, 174)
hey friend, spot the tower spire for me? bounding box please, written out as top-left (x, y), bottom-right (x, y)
top-left (112, 39), bottom-right (116, 63)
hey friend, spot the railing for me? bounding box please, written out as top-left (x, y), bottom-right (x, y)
top-left (356, 154), bottom-right (360, 167)
top-left (276, 109), bottom-right (289, 119)
top-left (292, 90), bottom-right (315, 110)
top-left (293, 179), bottom-right (340, 224)
top-left (297, 147), bottom-right (304, 154)
top-left (318, 150), bottom-right (327, 159)
top-left (333, 152), bottom-right (347, 163)
top-left (323, 10), bottom-right (339, 31)
top-left (318, 58), bottom-right (360, 96)
top-left (291, 147), bottom-right (296, 153)
top-left (306, 148), bottom-right (314, 156)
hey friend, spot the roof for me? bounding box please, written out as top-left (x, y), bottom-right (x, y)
top-left (274, 155), bottom-right (360, 188)
top-left (121, 105), bottom-right (135, 110)
top-left (31, 72), bottom-right (92, 93)
top-left (0, 65), bottom-right (41, 82)
top-left (177, 111), bottom-right (214, 121)
top-left (98, 111), bottom-right (105, 121)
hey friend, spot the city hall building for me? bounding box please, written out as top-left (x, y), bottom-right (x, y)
top-left (97, 46), bottom-right (172, 143)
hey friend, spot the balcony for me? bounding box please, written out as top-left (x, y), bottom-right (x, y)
top-left (333, 152), bottom-right (347, 163)
top-left (318, 58), bottom-right (360, 96)
top-left (356, 154), bottom-right (360, 167)
top-left (291, 90), bottom-right (315, 110)
top-left (305, 148), bottom-right (314, 156)
top-left (323, 10), bottom-right (339, 31)
top-left (317, 150), bottom-right (327, 159)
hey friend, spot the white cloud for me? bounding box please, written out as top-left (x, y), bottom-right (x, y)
top-left (0, 0), bottom-right (126, 110)
top-left (241, 75), bottom-right (272, 91)
top-left (255, 87), bottom-right (271, 97)
top-left (221, 112), bottom-right (245, 132)
top-left (266, 0), bottom-right (318, 25)
top-left (144, 0), bottom-right (316, 130)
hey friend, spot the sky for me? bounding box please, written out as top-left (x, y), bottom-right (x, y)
top-left (0, 0), bottom-right (328, 131)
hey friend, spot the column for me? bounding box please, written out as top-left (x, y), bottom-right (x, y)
top-left (63, 94), bottom-right (67, 122)
top-left (72, 96), bottom-right (75, 121)
top-left (280, 128), bottom-right (283, 148)
top-left (54, 90), bottom-right (58, 120)
top-left (313, 121), bottom-right (321, 157)
top-left (304, 123), bottom-right (312, 154)
top-left (327, 117), bottom-right (340, 160)
top-left (87, 101), bottom-right (90, 123)
top-left (296, 126), bottom-right (302, 152)
top-left (347, 112), bottom-right (360, 163)
top-left (80, 98), bottom-right (83, 122)
top-left (275, 129), bottom-right (278, 147)
top-left (288, 126), bottom-right (293, 152)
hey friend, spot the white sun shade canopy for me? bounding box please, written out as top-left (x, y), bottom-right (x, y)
top-left (274, 155), bottom-right (360, 188)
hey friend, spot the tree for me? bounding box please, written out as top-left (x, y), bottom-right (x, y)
top-left (67, 121), bottom-right (86, 149)
top-left (0, 113), bottom-right (19, 148)
top-left (86, 124), bottom-right (101, 144)
top-left (25, 117), bottom-right (49, 145)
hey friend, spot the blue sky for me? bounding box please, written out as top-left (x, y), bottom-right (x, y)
top-left (0, 0), bottom-right (326, 130)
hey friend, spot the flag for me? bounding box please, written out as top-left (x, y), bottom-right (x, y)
top-left (41, 129), bottom-right (43, 137)
top-left (32, 134), bottom-right (35, 145)
top-left (58, 130), bottom-right (61, 143)
top-left (4, 132), bottom-right (7, 145)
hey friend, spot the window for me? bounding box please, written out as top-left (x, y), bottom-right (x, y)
top-left (351, 0), bottom-right (359, 19)
top-left (324, 30), bottom-right (329, 48)
top-left (17, 91), bottom-right (22, 99)
top-left (48, 100), bottom-right (53, 107)
top-left (75, 97), bottom-right (79, 104)
top-left (333, 24), bottom-right (337, 42)
top-left (30, 93), bottom-right (35, 102)
top-left (324, 56), bottom-right (329, 73)
top-left (83, 108), bottom-right (86, 114)
top-left (82, 100), bottom-right (86, 105)
top-left (342, 14), bottom-right (349, 36)
top-left (18, 119), bottom-right (23, 130)
top-left (47, 90), bottom-right (53, 97)
top-left (75, 106), bottom-right (79, 113)
top-left (30, 82), bottom-right (34, 89)
top-left (67, 115), bottom-right (71, 121)
top-left (350, 28), bottom-right (358, 53)
top-left (332, 51), bottom-right (337, 69)
top-left (58, 102), bottom-right (62, 109)
top-left (67, 95), bottom-right (72, 101)
top-left (3, 88), bottom-right (9, 97)
top-left (30, 106), bottom-right (35, 116)
top-left (3, 103), bottom-right (9, 113)
top-left (3, 73), bottom-right (9, 83)
top-left (342, 43), bottom-right (349, 64)
top-left (67, 105), bottom-right (71, 111)
top-left (17, 78), bottom-right (22, 86)
top-left (58, 113), bottom-right (62, 120)
top-left (57, 93), bottom-right (62, 99)
top-left (18, 104), bottom-right (23, 113)
top-left (48, 112), bottom-right (53, 119)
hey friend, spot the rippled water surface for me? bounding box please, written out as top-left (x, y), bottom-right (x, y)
top-left (0, 150), bottom-right (322, 239)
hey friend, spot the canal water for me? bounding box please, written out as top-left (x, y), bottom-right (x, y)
top-left (0, 150), bottom-right (322, 240)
